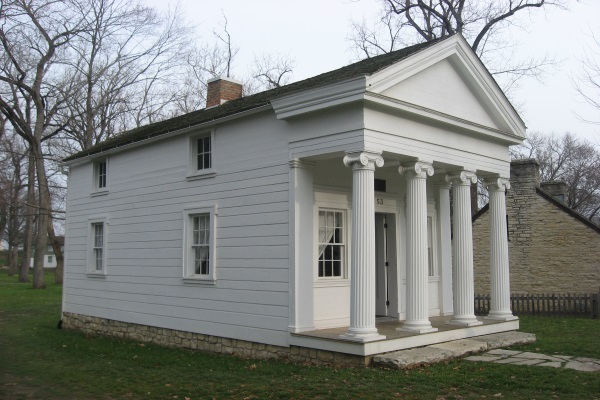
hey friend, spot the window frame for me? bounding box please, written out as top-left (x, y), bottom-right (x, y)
top-left (182, 205), bottom-right (217, 284)
top-left (87, 216), bottom-right (108, 277)
top-left (427, 202), bottom-right (439, 278)
top-left (317, 208), bottom-right (348, 280)
top-left (187, 131), bottom-right (216, 180)
top-left (92, 158), bottom-right (109, 195)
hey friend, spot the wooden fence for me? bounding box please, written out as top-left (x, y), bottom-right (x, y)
top-left (474, 292), bottom-right (600, 318)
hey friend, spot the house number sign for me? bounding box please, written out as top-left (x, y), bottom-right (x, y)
top-left (376, 198), bottom-right (384, 205)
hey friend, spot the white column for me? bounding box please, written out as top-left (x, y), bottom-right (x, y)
top-left (288, 160), bottom-right (316, 333)
top-left (340, 151), bottom-right (386, 342)
top-left (436, 182), bottom-right (454, 316)
top-left (448, 171), bottom-right (482, 326)
top-left (398, 161), bottom-right (438, 334)
top-left (485, 178), bottom-right (517, 321)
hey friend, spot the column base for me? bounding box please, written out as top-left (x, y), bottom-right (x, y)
top-left (398, 321), bottom-right (438, 334)
top-left (339, 330), bottom-right (386, 343)
top-left (447, 316), bottom-right (483, 326)
top-left (485, 312), bottom-right (518, 322)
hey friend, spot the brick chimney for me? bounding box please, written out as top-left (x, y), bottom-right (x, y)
top-left (206, 77), bottom-right (243, 108)
top-left (540, 181), bottom-right (568, 204)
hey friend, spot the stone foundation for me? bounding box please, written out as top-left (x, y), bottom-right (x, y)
top-left (61, 312), bottom-right (370, 367)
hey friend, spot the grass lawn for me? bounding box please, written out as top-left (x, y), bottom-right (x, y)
top-left (0, 270), bottom-right (598, 400)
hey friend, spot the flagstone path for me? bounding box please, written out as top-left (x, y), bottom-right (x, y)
top-left (465, 349), bottom-right (600, 372)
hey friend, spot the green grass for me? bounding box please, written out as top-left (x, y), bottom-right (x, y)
top-left (0, 270), bottom-right (598, 400)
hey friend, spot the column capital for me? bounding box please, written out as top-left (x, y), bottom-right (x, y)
top-left (399, 161), bottom-right (434, 179)
top-left (484, 177), bottom-right (511, 192)
top-left (446, 170), bottom-right (477, 185)
top-left (343, 151), bottom-right (384, 169)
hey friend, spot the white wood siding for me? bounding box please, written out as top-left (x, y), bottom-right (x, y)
top-left (63, 111), bottom-right (293, 347)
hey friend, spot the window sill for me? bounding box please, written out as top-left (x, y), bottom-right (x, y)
top-left (186, 170), bottom-right (217, 181)
top-left (314, 279), bottom-right (349, 288)
top-left (86, 272), bottom-right (107, 278)
top-left (91, 190), bottom-right (109, 197)
top-left (182, 277), bottom-right (216, 286)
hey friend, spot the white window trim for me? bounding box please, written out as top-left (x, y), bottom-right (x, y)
top-left (87, 216), bottom-right (108, 277)
top-left (314, 191), bottom-right (351, 286)
top-left (91, 158), bottom-right (109, 196)
top-left (187, 130), bottom-right (216, 181)
top-left (182, 205), bottom-right (218, 284)
top-left (427, 201), bottom-right (439, 278)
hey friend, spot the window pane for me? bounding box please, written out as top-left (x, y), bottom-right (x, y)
top-left (95, 249), bottom-right (103, 271)
top-left (197, 136), bottom-right (211, 170)
top-left (318, 210), bottom-right (344, 278)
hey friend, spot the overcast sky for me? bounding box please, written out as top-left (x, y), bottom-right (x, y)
top-left (145, 0), bottom-right (600, 144)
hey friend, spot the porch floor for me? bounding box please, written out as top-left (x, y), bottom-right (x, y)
top-left (290, 316), bottom-right (520, 356)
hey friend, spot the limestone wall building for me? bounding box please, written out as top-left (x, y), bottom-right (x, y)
top-left (473, 158), bottom-right (600, 294)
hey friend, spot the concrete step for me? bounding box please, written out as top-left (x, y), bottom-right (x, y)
top-left (373, 331), bottom-right (536, 369)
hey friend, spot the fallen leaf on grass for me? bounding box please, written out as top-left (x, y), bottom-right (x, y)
top-left (493, 394), bottom-right (502, 397)
top-left (4, 383), bottom-right (17, 386)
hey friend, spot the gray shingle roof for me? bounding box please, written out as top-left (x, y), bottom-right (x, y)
top-left (64, 38), bottom-right (444, 162)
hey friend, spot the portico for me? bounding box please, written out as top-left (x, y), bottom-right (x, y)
top-left (320, 150), bottom-right (515, 344)
top-left (277, 33), bottom-right (525, 353)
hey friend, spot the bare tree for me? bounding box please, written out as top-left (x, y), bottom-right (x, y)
top-left (348, 0), bottom-right (565, 92)
top-left (56, 0), bottom-right (191, 152)
top-left (0, 134), bottom-right (26, 276)
top-left (574, 32), bottom-right (600, 126)
top-left (250, 53), bottom-right (296, 91)
top-left (511, 132), bottom-right (600, 222)
top-left (0, 0), bottom-right (89, 288)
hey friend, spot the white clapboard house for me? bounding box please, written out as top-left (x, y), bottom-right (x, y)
top-left (61, 34), bottom-right (523, 362)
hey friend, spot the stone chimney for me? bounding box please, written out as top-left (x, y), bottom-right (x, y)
top-left (540, 181), bottom-right (568, 204)
top-left (510, 158), bottom-right (540, 192)
top-left (206, 77), bottom-right (243, 108)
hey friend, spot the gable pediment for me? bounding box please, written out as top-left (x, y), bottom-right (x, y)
top-left (380, 59), bottom-right (499, 129)
top-left (366, 35), bottom-right (526, 140)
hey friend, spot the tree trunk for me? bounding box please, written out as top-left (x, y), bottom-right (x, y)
top-left (32, 144), bottom-right (48, 289)
top-left (19, 150), bottom-right (35, 283)
top-left (48, 224), bottom-right (64, 285)
top-left (8, 243), bottom-right (19, 276)
top-left (7, 199), bottom-right (19, 276)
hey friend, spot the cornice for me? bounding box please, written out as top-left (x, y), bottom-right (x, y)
top-left (364, 92), bottom-right (523, 145)
top-left (271, 76), bottom-right (367, 120)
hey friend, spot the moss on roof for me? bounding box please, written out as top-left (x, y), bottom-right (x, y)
top-left (64, 38), bottom-right (444, 162)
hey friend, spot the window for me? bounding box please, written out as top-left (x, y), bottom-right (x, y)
top-left (196, 135), bottom-right (211, 170)
top-left (187, 132), bottom-right (216, 180)
top-left (87, 217), bottom-right (107, 276)
top-left (92, 223), bottom-right (104, 272)
top-left (427, 216), bottom-right (434, 276)
top-left (93, 159), bottom-right (108, 193)
top-left (47, 255), bottom-right (53, 264)
top-left (192, 214), bottom-right (210, 275)
top-left (183, 206), bottom-right (217, 283)
top-left (318, 210), bottom-right (346, 278)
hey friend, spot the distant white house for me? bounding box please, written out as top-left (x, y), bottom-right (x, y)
top-left (31, 237), bottom-right (64, 268)
top-left (61, 35), bottom-right (523, 363)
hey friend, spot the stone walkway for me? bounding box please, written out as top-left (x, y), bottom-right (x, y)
top-left (465, 349), bottom-right (600, 372)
